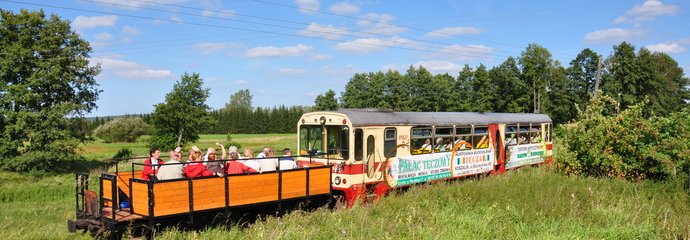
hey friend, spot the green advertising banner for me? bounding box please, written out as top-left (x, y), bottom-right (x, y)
top-left (506, 143), bottom-right (546, 169)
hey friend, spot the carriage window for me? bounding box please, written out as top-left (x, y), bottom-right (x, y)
top-left (530, 124), bottom-right (542, 143)
top-left (411, 127), bottom-right (432, 155)
top-left (518, 124), bottom-right (530, 145)
top-left (355, 129), bottom-right (363, 161)
top-left (545, 123), bottom-right (552, 142)
top-left (472, 126), bottom-right (489, 149)
top-left (434, 127), bottom-right (453, 152)
top-left (384, 128), bottom-right (397, 158)
top-left (506, 125), bottom-right (518, 146)
top-left (454, 126), bottom-right (472, 151)
top-left (326, 125), bottom-right (349, 160)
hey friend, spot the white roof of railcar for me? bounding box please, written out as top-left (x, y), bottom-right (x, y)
top-left (306, 109), bottom-right (552, 127)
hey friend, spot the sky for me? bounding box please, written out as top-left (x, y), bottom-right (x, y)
top-left (2, 0), bottom-right (689, 117)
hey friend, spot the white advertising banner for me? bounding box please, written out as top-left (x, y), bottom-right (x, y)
top-left (506, 143), bottom-right (546, 169)
top-left (451, 148), bottom-right (494, 177)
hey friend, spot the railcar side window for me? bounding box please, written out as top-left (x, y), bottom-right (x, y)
top-left (472, 126), bottom-right (489, 149)
top-left (455, 126), bottom-right (472, 150)
top-left (545, 123), bottom-right (552, 142)
top-left (384, 128), bottom-right (397, 158)
top-left (530, 124), bottom-right (542, 143)
top-left (411, 127), bottom-right (432, 155)
top-left (355, 129), bottom-right (363, 161)
top-left (434, 127), bottom-right (453, 152)
top-left (518, 124), bottom-right (530, 145)
top-left (506, 125), bottom-right (518, 146)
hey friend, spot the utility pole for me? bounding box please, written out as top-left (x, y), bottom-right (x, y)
top-left (593, 55), bottom-right (602, 98)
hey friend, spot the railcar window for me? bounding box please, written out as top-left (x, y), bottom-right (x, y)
top-left (518, 125), bottom-right (530, 145)
top-left (506, 125), bottom-right (518, 146)
top-left (434, 127), bottom-right (453, 152)
top-left (324, 126), bottom-right (349, 160)
top-left (473, 126), bottom-right (489, 149)
top-left (384, 128), bottom-right (397, 158)
top-left (355, 129), bottom-right (363, 161)
top-left (454, 126), bottom-right (472, 151)
top-left (546, 123), bottom-right (552, 142)
top-left (411, 127), bottom-right (432, 155)
top-left (299, 126), bottom-right (323, 155)
top-left (530, 124), bottom-right (542, 143)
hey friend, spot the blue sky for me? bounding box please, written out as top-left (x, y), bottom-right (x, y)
top-left (3, 0), bottom-right (689, 117)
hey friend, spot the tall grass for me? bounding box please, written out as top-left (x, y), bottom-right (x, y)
top-left (155, 167), bottom-right (690, 239)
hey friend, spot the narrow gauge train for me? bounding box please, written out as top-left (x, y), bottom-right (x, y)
top-left (68, 109), bottom-right (552, 239)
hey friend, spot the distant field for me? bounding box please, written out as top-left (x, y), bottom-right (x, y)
top-left (78, 133), bottom-right (296, 161)
top-left (2, 167), bottom-right (688, 239)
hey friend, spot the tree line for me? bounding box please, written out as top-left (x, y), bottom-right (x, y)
top-left (316, 43), bottom-right (689, 124)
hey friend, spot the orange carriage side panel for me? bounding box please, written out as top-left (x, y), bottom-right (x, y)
top-left (281, 171), bottom-right (307, 199)
top-left (112, 171), bottom-right (142, 199)
top-left (152, 180), bottom-right (190, 217)
top-left (191, 178), bottom-right (226, 211)
top-left (102, 178), bottom-right (113, 207)
top-left (308, 168), bottom-right (331, 195)
top-left (130, 181), bottom-right (149, 216)
top-left (228, 173), bottom-right (279, 206)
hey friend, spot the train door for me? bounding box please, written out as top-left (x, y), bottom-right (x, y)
top-left (363, 129), bottom-right (382, 183)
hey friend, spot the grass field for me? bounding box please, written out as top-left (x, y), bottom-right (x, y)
top-left (2, 134), bottom-right (689, 239)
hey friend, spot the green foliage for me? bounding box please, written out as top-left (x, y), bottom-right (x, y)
top-left (209, 105), bottom-right (305, 134)
top-left (226, 89), bottom-right (253, 110)
top-left (556, 95), bottom-right (690, 180)
top-left (148, 73), bottom-right (211, 150)
top-left (113, 148), bottom-right (133, 159)
top-left (93, 117), bottom-right (150, 143)
top-left (313, 89), bottom-right (339, 111)
top-left (0, 9), bottom-right (100, 173)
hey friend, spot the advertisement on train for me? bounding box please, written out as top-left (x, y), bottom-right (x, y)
top-left (506, 143), bottom-right (546, 169)
top-left (386, 148), bottom-right (494, 187)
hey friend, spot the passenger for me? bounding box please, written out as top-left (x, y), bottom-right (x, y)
top-left (203, 142), bottom-right (227, 162)
top-left (506, 134), bottom-right (518, 146)
top-left (420, 139), bottom-right (432, 153)
top-left (142, 147), bottom-right (164, 180)
top-left (436, 138), bottom-right (445, 152)
top-left (279, 148), bottom-right (297, 170)
top-left (157, 148), bottom-right (184, 180)
top-left (258, 147), bottom-right (278, 172)
top-left (204, 144), bottom-right (226, 175)
top-left (240, 148), bottom-right (260, 171)
top-left (225, 151), bottom-right (256, 174)
top-left (184, 146), bottom-right (220, 178)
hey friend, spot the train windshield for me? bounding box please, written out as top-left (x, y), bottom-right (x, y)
top-left (299, 125), bottom-right (349, 160)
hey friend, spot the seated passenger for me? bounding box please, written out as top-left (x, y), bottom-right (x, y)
top-left (240, 148), bottom-right (260, 171)
top-left (256, 146), bottom-right (270, 158)
top-left (142, 147), bottom-right (164, 180)
top-left (279, 148), bottom-right (297, 170)
top-left (225, 151), bottom-right (256, 174)
top-left (506, 134), bottom-right (517, 146)
top-left (436, 138), bottom-right (446, 152)
top-left (157, 148), bottom-right (184, 180)
top-left (204, 143), bottom-right (226, 174)
top-left (184, 146), bottom-right (219, 178)
top-left (420, 139), bottom-right (432, 153)
top-left (258, 147), bottom-right (278, 172)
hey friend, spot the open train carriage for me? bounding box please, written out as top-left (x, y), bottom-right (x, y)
top-left (69, 160), bottom-right (331, 239)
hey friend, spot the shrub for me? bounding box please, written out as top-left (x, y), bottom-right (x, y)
top-left (556, 96), bottom-right (690, 181)
top-left (2, 139), bottom-right (83, 173)
top-left (93, 117), bottom-right (150, 143)
top-left (113, 148), bottom-right (133, 159)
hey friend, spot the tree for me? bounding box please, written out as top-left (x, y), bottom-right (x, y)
top-left (314, 89), bottom-right (339, 110)
top-left (226, 89), bottom-right (253, 110)
top-left (490, 57), bottom-right (530, 113)
top-left (148, 73), bottom-right (211, 149)
top-left (602, 42), bottom-right (639, 111)
top-left (519, 43), bottom-right (554, 113)
top-left (0, 9), bottom-right (101, 172)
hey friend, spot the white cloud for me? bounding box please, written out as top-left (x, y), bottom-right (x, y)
top-left (92, 57), bottom-right (174, 80)
top-left (329, 2), bottom-right (360, 15)
top-left (335, 36), bottom-right (417, 54)
top-left (246, 44), bottom-right (314, 58)
top-left (72, 15), bottom-right (118, 30)
top-left (91, 0), bottom-right (188, 9)
top-left (436, 44), bottom-right (494, 61)
top-left (170, 16), bottom-right (182, 22)
top-left (584, 28), bottom-right (645, 43)
top-left (321, 65), bottom-right (356, 75)
top-left (278, 68), bottom-right (308, 75)
top-left (615, 0), bottom-right (679, 24)
top-left (310, 53), bottom-right (333, 61)
top-left (122, 25), bottom-right (142, 35)
top-left (235, 80), bottom-right (249, 85)
top-left (201, 9), bottom-right (236, 18)
top-left (414, 60), bottom-right (463, 74)
top-left (194, 42), bottom-right (242, 54)
top-left (94, 32), bottom-right (113, 41)
top-left (296, 0), bottom-right (320, 14)
top-left (357, 13), bottom-right (406, 35)
top-left (298, 23), bottom-right (348, 40)
top-left (646, 42), bottom-right (686, 54)
top-left (425, 27), bottom-right (481, 38)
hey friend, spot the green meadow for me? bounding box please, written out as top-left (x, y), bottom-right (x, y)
top-left (1, 134), bottom-right (688, 239)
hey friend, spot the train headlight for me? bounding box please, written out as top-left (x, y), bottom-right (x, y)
top-left (334, 176), bottom-right (341, 185)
